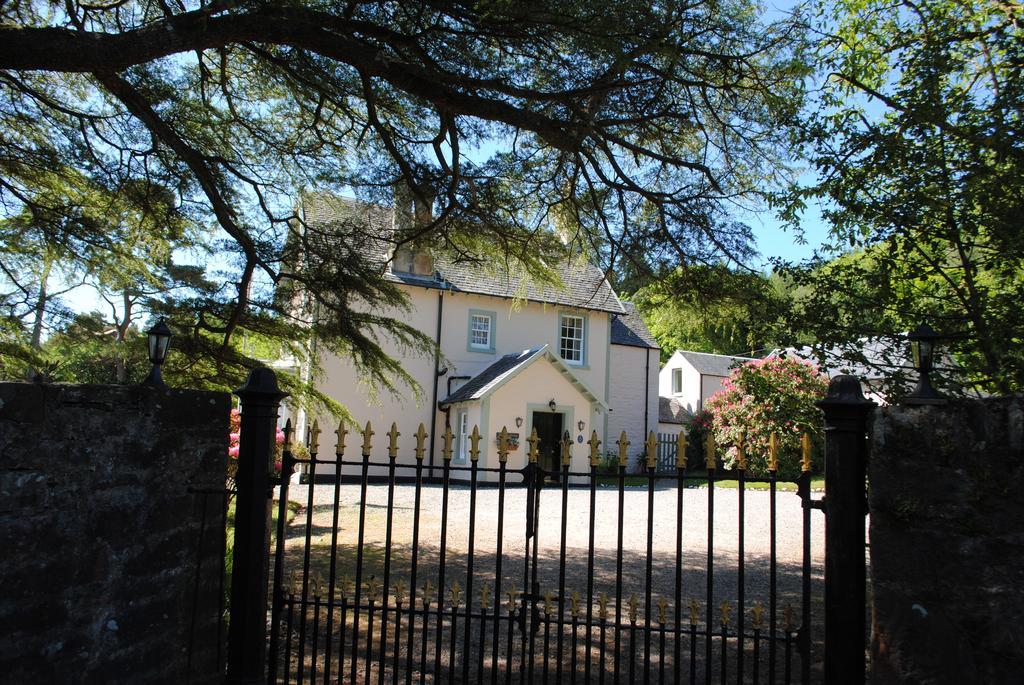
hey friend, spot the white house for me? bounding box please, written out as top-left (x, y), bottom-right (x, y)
top-left (658, 350), bottom-right (754, 416)
top-left (292, 192), bottom-right (659, 480)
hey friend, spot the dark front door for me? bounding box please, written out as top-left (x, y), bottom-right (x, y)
top-left (531, 410), bottom-right (563, 477)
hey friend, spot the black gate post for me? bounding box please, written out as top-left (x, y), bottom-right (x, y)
top-left (226, 368), bottom-right (288, 685)
top-left (817, 375), bottom-right (874, 683)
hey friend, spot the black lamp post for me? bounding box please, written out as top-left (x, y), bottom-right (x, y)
top-left (905, 323), bottom-right (945, 404)
top-left (142, 318), bottom-right (172, 389)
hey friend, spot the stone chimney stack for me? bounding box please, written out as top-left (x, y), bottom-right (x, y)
top-left (392, 181), bottom-right (436, 277)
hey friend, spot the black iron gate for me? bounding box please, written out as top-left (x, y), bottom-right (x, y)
top-left (264, 422), bottom-right (820, 685)
top-left (223, 369), bottom-right (873, 685)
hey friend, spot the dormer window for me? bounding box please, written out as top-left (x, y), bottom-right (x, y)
top-left (467, 310), bottom-right (496, 353)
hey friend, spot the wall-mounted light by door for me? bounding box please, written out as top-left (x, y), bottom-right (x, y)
top-left (577, 419), bottom-right (585, 433)
top-left (548, 399), bottom-right (557, 411)
top-left (515, 416), bottom-right (523, 428)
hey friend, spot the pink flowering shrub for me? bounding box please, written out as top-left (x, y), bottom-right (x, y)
top-left (227, 407), bottom-right (286, 479)
top-left (703, 356), bottom-right (829, 479)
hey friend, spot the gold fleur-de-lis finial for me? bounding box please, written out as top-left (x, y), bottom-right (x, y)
top-left (480, 582), bottom-right (491, 608)
top-left (505, 585), bottom-right (519, 613)
top-left (689, 599), bottom-right (700, 625)
top-left (751, 602), bottom-right (764, 630)
top-left (544, 591), bottom-right (554, 616)
top-left (387, 422), bottom-right (400, 460)
top-left (588, 431), bottom-right (601, 467)
top-left (450, 582), bottom-right (462, 608)
top-left (801, 433), bottom-right (813, 472)
top-left (560, 431), bottom-right (571, 466)
top-left (570, 591), bottom-right (581, 618)
top-left (422, 581), bottom-right (434, 609)
top-left (676, 431), bottom-right (688, 469)
top-left (442, 424), bottom-right (454, 461)
top-left (768, 433), bottom-right (780, 472)
top-left (361, 421), bottom-right (374, 457)
top-left (628, 594), bottom-right (638, 623)
top-left (309, 419), bottom-right (322, 453)
top-left (469, 425), bottom-right (481, 461)
top-left (366, 577), bottom-right (380, 603)
top-left (395, 580), bottom-right (407, 605)
top-left (335, 421), bottom-right (347, 457)
top-left (783, 604), bottom-right (796, 632)
top-left (704, 431), bottom-right (716, 470)
top-left (736, 436), bottom-right (747, 471)
top-left (598, 592), bottom-right (609, 620)
top-left (646, 431), bottom-right (658, 469)
top-left (527, 427), bottom-right (539, 463)
top-left (497, 427), bottom-right (510, 463)
top-left (414, 423), bottom-right (428, 461)
top-left (617, 431), bottom-right (630, 467)
top-left (339, 575), bottom-right (352, 601)
top-left (657, 597), bottom-right (668, 625)
top-left (720, 601), bottom-right (732, 627)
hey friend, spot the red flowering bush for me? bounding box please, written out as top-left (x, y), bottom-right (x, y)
top-left (703, 356), bottom-right (829, 479)
top-left (227, 407), bottom-right (286, 479)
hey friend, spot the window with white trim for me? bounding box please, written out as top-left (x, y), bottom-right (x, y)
top-left (559, 314), bottom-right (585, 365)
top-left (455, 411), bottom-right (469, 463)
top-left (469, 313), bottom-right (492, 350)
top-left (672, 368), bottom-right (682, 394)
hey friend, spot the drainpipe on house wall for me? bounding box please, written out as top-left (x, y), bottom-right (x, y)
top-left (643, 348), bottom-right (650, 436)
top-left (428, 289), bottom-right (444, 479)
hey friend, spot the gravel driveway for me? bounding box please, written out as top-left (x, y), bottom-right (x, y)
top-left (280, 481), bottom-right (824, 622)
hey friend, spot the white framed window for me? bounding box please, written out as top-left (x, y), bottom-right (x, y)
top-left (672, 368), bottom-right (682, 394)
top-left (559, 314), bottom-right (586, 365)
top-left (455, 411), bottom-right (469, 463)
top-left (467, 310), bottom-right (496, 353)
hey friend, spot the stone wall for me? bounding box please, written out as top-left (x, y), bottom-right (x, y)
top-left (0, 382), bottom-right (229, 684)
top-left (869, 397), bottom-right (1024, 684)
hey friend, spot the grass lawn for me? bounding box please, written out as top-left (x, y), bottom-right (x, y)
top-left (594, 473), bottom-right (825, 492)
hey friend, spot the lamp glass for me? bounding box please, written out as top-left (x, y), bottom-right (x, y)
top-left (577, 420), bottom-right (585, 432)
top-left (146, 320), bottom-right (172, 365)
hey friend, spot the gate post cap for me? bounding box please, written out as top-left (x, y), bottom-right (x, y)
top-left (817, 374), bottom-right (875, 409)
top-left (234, 367), bottom-right (289, 402)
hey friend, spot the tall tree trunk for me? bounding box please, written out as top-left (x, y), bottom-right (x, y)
top-left (113, 290), bottom-right (134, 384)
top-left (27, 255), bottom-right (53, 380)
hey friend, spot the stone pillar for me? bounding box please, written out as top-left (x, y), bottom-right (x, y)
top-left (869, 397), bottom-right (1024, 684)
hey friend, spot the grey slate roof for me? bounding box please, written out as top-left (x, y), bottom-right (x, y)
top-left (442, 347), bottom-right (544, 405)
top-left (659, 396), bottom-right (693, 424)
top-left (300, 192), bottom-right (624, 314)
top-left (610, 302), bottom-right (659, 349)
top-left (677, 350), bottom-right (753, 377)
top-left (440, 345), bottom-right (606, 408)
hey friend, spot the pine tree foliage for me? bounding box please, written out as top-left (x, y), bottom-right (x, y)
top-left (0, 0), bottom-right (806, 407)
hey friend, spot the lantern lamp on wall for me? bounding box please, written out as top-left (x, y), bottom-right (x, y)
top-left (905, 323), bottom-right (945, 404)
top-left (142, 318), bottom-right (172, 389)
